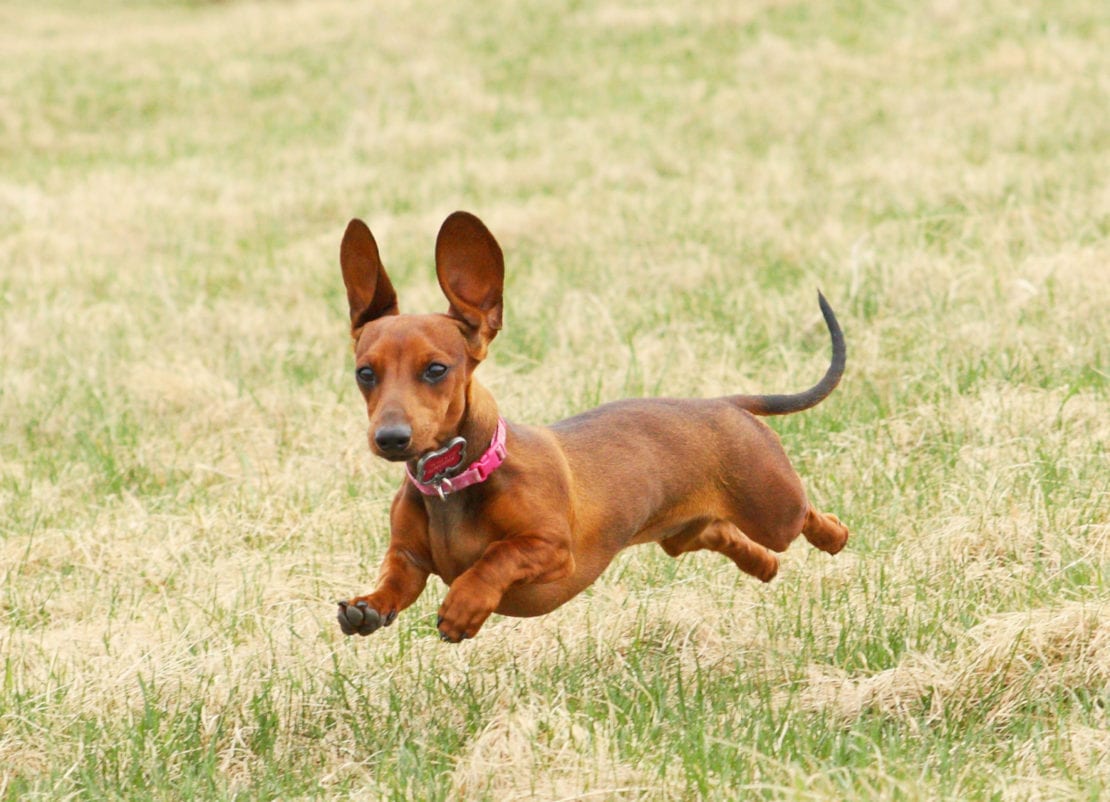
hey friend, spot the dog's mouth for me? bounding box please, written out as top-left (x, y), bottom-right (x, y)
top-left (368, 437), bottom-right (419, 463)
top-left (371, 442), bottom-right (441, 465)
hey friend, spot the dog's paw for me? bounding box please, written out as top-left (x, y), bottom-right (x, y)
top-left (336, 598), bottom-right (397, 637)
top-left (802, 510), bottom-right (850, 556)
top-left (435, 579), bottom-right (499, 643)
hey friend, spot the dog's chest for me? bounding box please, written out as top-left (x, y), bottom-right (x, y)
top-left (425, 504), bottom-right (495, 584)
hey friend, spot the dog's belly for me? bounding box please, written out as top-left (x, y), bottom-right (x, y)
top-left (494, 585), bottom-right (570, 617)
top-left (493, 548), bottom-right (615, 617)
top-left (494, 576), bottom-right (591, 617)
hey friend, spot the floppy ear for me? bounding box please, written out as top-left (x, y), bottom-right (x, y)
top-left (340, 218), bottom-right (399, 335)
top-left (435, 211), bottom-right (504, 355)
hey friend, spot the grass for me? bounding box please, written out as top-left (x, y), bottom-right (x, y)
top-left (1, 0), bottom-right (1107, 798)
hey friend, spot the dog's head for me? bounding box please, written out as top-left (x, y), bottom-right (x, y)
top-left (339, 211), bottom-right (504, 462)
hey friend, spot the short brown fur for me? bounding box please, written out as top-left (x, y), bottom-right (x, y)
top-left (337, 212), bottom-right (850, 642)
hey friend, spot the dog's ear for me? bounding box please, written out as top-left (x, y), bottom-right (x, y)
top-left (340, 218), bottom-right (399, 336)
top-left (435, 211), bottom-right (504, 357)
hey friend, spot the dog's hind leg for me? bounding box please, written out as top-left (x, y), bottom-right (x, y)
top-left (660, 520), bottom-right (779, 582)
top-left (801, 507), bottom-right (850, 554)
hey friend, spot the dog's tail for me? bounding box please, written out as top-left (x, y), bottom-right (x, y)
top-left (729, 292), bottom-right (845, 416)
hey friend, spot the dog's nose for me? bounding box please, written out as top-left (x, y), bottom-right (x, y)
top-left (374, 424), bottom-right (412, 453)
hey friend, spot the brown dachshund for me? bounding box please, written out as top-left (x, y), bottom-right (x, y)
top-left (337, 212), bottom-right (849, 642)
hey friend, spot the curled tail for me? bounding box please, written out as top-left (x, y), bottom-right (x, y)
top-left (731, 292), bottom-right (845, 416)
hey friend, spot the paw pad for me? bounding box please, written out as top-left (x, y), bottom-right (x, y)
top-left (337, 600), bottom-right (383, 636)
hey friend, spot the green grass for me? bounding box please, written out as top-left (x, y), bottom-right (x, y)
top-left (1, 0), bottom-right (1108, 799)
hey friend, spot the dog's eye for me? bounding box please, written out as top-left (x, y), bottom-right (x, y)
top-left (422, 363), bottom-right (449, 383)
top-left (355, 366), bottom-right (377, 388)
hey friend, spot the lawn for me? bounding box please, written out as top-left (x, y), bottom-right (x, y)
top-left (0, 0), bottom-right (1107, 799)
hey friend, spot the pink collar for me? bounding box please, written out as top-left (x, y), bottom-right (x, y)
top-left (405, 418), bottom-right (507, 499)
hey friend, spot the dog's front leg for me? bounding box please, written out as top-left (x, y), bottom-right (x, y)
top-left (436, 534), bottom-right (573, 642)
top-left (337, 493), bottom-right (432, 637)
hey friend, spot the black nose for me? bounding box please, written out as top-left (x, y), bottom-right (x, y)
top-left (374, 424), bottom-right (412, 453)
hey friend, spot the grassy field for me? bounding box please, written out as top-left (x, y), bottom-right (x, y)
top-left (1, 0), bottom-right (1107, 798)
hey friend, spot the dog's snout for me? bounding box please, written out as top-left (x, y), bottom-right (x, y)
top-left (374, 423), bottom-right (413, 453)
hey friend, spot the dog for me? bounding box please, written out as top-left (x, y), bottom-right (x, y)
top-left (336, 212), bottom-right (849, 642)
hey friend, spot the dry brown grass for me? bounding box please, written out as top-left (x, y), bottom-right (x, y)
top-left (1, 0), bottom-right (1107, 799)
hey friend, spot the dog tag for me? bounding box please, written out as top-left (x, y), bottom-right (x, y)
top-left (415, 437), bottom-right (467, 484)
